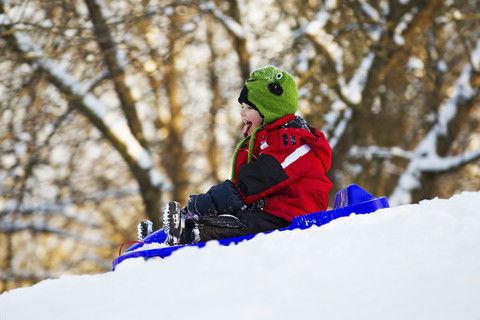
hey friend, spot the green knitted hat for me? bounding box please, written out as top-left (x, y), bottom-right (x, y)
top-left (238, 66), bottom-right (298, 125)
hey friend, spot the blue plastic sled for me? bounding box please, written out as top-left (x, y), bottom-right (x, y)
top-left (112, 184), bottom-right (389, 270)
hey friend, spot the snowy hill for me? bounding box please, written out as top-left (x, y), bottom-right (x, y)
top-left (1, 191), bottom-right (480, 320)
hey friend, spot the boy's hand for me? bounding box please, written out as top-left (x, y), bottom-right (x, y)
top-left (187, 180), bottom-right (245, 217)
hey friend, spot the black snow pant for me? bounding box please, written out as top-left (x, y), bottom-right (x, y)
top-left (182, 209), bottom-right (290, 244)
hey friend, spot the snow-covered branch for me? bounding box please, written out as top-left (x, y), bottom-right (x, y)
top-left (393, 7), bottom-right (418, 46)
top-left (0, 186), bottom-right (139, 229)
top-left (0, 271), bottom-right (54, 282)
top-left (0, 223), bottom-right (110, 246)
top-left (301, 6), bottom-right (376, 106)
top-left (390, 60), bottom-right (480, 206)
top-left (199, 1), bottom-right (245, 38)
top-left (349, 145), bottom-right (413, 160)
top-left (0, 14), bottom-right (169, 190)
top-left (0, 203), bottom-right (99, 229)
top-left (304, 9), bottom-right (344, 73)
top-left (318, 52), bottom-right (375, 149)
top-left (321, 101), bottom-right (352, 150)
top-left (296, 6), bottom-right (377, 150)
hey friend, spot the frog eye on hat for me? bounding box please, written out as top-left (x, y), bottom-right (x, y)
top-left (268, 83), bottom-right (283, 96)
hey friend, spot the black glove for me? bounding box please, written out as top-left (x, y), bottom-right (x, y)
top-left (187, 180), bottom-right (245, 217)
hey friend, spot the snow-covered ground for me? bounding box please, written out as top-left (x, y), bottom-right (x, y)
top-left (1, 191), bottom-right (479, 320)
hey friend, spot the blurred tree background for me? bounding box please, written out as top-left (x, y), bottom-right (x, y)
top-left (1, 0), bottom-right (479, 292)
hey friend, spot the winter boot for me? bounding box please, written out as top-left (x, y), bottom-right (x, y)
top-left (163, 201), bottom-right (184, 246)
top-left (137, 220), bottom-right (153, 241)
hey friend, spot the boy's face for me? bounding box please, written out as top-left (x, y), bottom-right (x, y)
top-left (240, 102), bottom-right (263, 137)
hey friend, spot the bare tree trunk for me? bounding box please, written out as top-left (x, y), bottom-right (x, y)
top-left (329, 0), bottom-right (444, 199)
top-left (227, 0), bottom-right (250, 79)
top-left (416, 71), bottom-right (480, 202)
top-left (205, 18), bottom-right (223, 185)
top-left (0, 2), bottom-right (163, 228)
top-left (161, 10), bottom-right (189, 205)
top-left (84, 0), bottom-right (148, 149)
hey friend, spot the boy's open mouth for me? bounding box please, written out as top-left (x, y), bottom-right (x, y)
top-left (242, 120), bottom-right (252, 137)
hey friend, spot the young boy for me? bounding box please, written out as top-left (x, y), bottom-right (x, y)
top-left (140, 66), bottom-right (332, 245)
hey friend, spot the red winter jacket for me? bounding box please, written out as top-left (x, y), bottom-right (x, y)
top-left (232, 114), bottom-right (332, 222)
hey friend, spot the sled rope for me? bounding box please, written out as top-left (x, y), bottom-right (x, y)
top-left (118, 241), bottom-right (147, 257)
